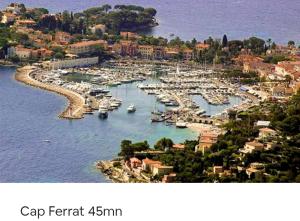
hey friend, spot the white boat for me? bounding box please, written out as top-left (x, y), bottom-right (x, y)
top-left (176, 120), bottom-right (187, 128)
top-left (98, 105), bottom-right (108, 119)
top-left (195, 109), bottom-right (206, 115)
top-left (127, 104), bottom-right (136, 113)
top-left (110, 102), bottom-right (120, 109)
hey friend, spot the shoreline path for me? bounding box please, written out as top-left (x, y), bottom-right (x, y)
top-left (15, 66), bottom-right (86, 119)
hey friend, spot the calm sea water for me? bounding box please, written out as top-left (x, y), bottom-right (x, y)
top-left (0, 67), bottom-right (195, 182)
top-left (1, 0), bottom-right (300, 44)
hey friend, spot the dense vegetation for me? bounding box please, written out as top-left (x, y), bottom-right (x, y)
top-left (0, 25), bottom-right (33, 58)
top-left (118, 91), bottom-right (300, 183)
top-left (221, 69), bottom-right (260, 84)
top-left (263, 55), bottom-right (290, 64)
top-left (119, 140), bottom-right (150, 160)
top-left (35, 4), bottom-right (157, 34)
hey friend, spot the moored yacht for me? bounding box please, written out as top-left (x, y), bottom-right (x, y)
top-left (176, 120), bottom-right (187, 128)
top-left (98, 105), bottom-right (109, 119)
top-left (127, 104), bottom-right (136, 113)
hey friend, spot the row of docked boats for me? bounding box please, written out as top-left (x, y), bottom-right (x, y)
top-left (98, 98), bottom-right (122, 119)
top-left (156, 93), bottom-right (180, 107)
top-left (151, 110), bottom-right (171, 123)
top-left (150, 111), bottom-right (187, 128)
top-left (98, 101), bottom-right (136, 119)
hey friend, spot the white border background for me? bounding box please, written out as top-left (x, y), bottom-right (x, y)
top-left (0, 184), bottom-right (299, 220)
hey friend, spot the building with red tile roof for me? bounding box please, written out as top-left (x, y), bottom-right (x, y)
top-left (67, 40), bottom-right (108, 55)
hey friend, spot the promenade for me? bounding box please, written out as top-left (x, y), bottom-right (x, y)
top-left (15, 66), bottom-right (86, 119)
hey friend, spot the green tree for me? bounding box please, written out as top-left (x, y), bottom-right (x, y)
top-left (144, 8), bottom-right (157, 17)
top-left (288, 40), bottom-right (295, 47)
top-left (244, 37), bottom-right (265, 55)
top-left (154, 138), bottom-right (174, 151)
top-left (54, 52), bottom-right (64, 59)
top-left (119, 140), bottom-right (134, 158)
top-left (222, 34), bottom-right (228, 48)
top-left (101, 4), bottom-right (112, 13)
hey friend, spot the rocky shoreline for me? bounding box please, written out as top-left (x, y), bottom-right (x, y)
top-left (96, 160), bottom-right (149, 183)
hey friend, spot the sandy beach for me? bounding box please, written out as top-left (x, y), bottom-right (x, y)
top-left (15, 66), bottom-right (86, 119)
top-left (187, 122), bottom-right (222, 135)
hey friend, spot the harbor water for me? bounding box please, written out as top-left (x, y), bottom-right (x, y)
top-left (0, 66), bottom-right (242, 182)
top-left (0, 67), bottom-right (192, 182)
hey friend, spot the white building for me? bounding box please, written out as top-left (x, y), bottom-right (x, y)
top-left (43, 57), bottom-right (99, 69)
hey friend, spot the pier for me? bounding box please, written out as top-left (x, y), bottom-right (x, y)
top-left (15, 66), bottom-right (87, 119)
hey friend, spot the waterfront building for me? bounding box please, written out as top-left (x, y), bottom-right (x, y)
top-left (8, 45), bottom-right (54, 60)
top-left (164, 48), bottom-right (179, 59)
top-left (7, 46), bottom-right (16, 58)
top-left (137, 45), bottom-right (154, 59)
top-left (30, 48), bottom-right (53, 59)
top-left (119, 40), bottom-right (138, 57)
top-left (13, 46), bottom-right (32, 60)
top-left (43, 57), bottom-right (99, 69)
top-left (67, 40), bottom-right (108, 55)
top-left (183, 48), bottom-right (193, 60)
top-left (153, 46), bottom-right (165, 59)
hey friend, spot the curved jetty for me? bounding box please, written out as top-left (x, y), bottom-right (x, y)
top-left (15, 66), bottom-right (86, 119)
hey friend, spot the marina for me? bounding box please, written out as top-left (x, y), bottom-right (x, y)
top-left (0, 66), bottom-right (198, 182)
top-left (27, 61), bottom-right (257, 127)
top-left (0, 62), bottom-right (250, 182)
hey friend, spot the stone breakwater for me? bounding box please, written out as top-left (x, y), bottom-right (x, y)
top-left (15, 66), bottom-right (86, 119)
